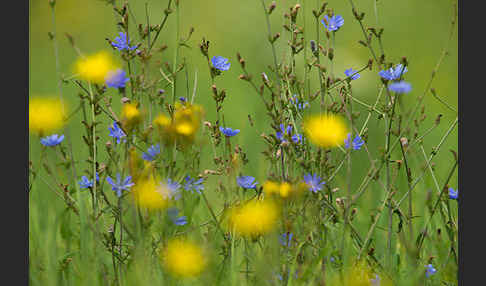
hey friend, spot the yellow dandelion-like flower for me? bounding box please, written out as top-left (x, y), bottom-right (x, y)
top-left (329, 261), bottom-right (393, 286)
top-left (131, 173), bottom-right (169, 210)
top-left (263, 181), bottom-right (305, 199)
top-left (153, 104), bottom-right (204, 146)
top-left (263, 181), bottom-right (280, 196)
top-left (29, 97), bottom-right (67, 136)
top-left (162, 239), bottom-right (206, 278)
top-left (228, 199), bottom-right (279, 237)
top-left (303, 113), bottom-right (349, 148)
top-left (153, 114), bottom-right (171, 127)
top-left (121, 102), bottom-right (142, 130)
top-left (75, 51), bottom-right (118, 84)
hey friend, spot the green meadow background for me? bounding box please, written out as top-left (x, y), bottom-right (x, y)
top-left (29, 0), bottom-right (458, 284)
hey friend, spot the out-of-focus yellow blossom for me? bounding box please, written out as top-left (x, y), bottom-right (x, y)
top-left (127, 147), bottom-right (145, 182)
top-left (263, 181), bottom-right (280, 196)
top-left (161, 239), bottom-right (206, 278)
top-left (131, 171), bottom-right (169, 210)
top-left (329, 262), bottom-right (393, 286)
top-left (29, 97), bottom-right (66, 136)
top-left (121, 102), bottom-right (142, 130)
top-left (153, 104), bottom-right (204, 145)
top-left (153, 114), bottom-right (171, 127)
top-left (303, 113), bottom-right (348, 148)
top-left (228, 199), bottom-right (279, 237)
top-left (263, 181), bottom-right (306, 199)
top-left (75, 51), bottom-right (118, 84)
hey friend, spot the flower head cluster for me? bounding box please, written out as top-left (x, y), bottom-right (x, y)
top-left (388, 81), bottom-right (412, 94)
top-left (425, 264), bottom-right (437, 278)
top-left (220, 126), bottom-right (240, 137)
top-left (303, 114), bottom-right (348, 148)
top-left (303, 173), bottom-right (326, 193)
top-left (344, 68), bottom-right (360, 80)
top-left (183, 176), bottom-right (204, 194)
top-left (75, 51), bottom-right (118, 84)
top-left (29, 97), bottom-right (66, 136)
top-left (279, 232), bottom-right (293, 247)
top-left (276, 124), bottom-right (302, 144)
top-left (105, 69), bottom-right (129, 88)
top-left (321, 15), bottom-right (344, 32)
top-left (227, 199), bottom-right (279, 237)
top-left (108, 121), bottom-right (126, 144)
top-left (379, 64), bottom-right (408, 81)
top-left (161, 239), bottom-right (206, 277)
top-left (111, 32), bottom-right (137, 51)
top-left (167, 207), bottom-right (187, 226)
top-left (344, 133), bottom-right (365, 150)
top-left (40, 134), bottom-right (64, 147)
top-left (106, 173), bottom-right (134, 197)
top-left (290, 94), bottom-right (309, 110)
top-left (449, 187), bottom-right (458, 200)
top-left (211, 56), bottom-right (231, 71)
top-left (142, 144), bottom-right (161, 161)
top-left (237, 176), bottom-right (258, 189)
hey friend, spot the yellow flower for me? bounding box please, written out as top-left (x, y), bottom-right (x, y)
top-left (29, 97), bottom-right (66, 136)
top-left (153, 104), bottom-right (204, 145)
top-left (75, 51), bottom-right (118, 84)
top-left (263, 181), bottom-right (305, 199)
top-left (303, 113), bottom-right (348, 148)
top-left (153, 114), bottom-right (171, 127)
top-left (329, 261), bottom-right (393, 286)
top-left (131, 172), bottom-right (169, 210)
top-left (162, 239), bottom-right (206, 278)
top-left (263, 181), bottom-right (280, 196)
top-left (121, 102), bottom-right (142, 130)
top-left (228, 199), bottom-right (279, 237)
top-left (175, 122), bottom-right (195, 135)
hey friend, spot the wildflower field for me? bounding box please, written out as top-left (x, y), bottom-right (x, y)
top-left (29, 0), bottom-right (458, 285)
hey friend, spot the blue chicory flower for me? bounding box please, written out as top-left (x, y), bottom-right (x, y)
top-left (142, 144), bottom-right (161, 161)
top-left (211, 56), bottom-right (231, 71)
top-left (167, 207), bottom-right (188, 226)
top-left (303, 173), bottom-right (325, 193)
top-left (179, 97), bottom-right (187, 103)
top-left (276, 124), bottom-right (293, 143)
top-left (183, 176), bottom-right (204, 194)
top-left (220, 126), bottom-right (240, 137)
top-left (279, 232), bottom-right (293, 247)
top-left (388, 81), bottom-right (412, 94)
top-left (425, 264), bottom-right (437, 278)
top-left (290, 94), bottom-right (309, 110)
top-left (106, 173), bottom-right (135, 197)
top-left (105, 69), bottom-right (129, 88)
top-left (78, 176), bottom-right (93, 189)
top-left (111, 32), bottom-right (137, 51)
top-left (378, 64), bottom-right (408, 81)
top-left (344, 68), bottom-right (360, 80)
top-left (449, 188), bottom-right (458, 200)
top-left (237, 176), bottom-right (258, 189)
top-left (108, 121), bottom-right (126, 144)
top-left (165, 179), bottom-right (182, 200)
top-left (344, 133), bottom-right (365, 150)
top-left (321, 15), bottom-right (344, 32)
top-left (40, 134), bottom-right (64, 147)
